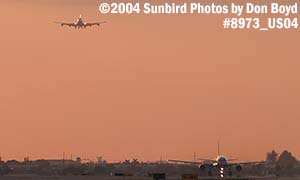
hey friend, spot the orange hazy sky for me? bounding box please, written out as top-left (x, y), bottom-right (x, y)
top-left (0, 0), bottom-right (299, 162)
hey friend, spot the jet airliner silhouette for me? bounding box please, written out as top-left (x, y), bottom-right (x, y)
top-left (55, 15), bottom-right (106, 29)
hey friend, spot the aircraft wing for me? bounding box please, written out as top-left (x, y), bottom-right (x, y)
top-left (197, 158), bottom-right (217, 162)
top-left (228, 161), bottom-right (265, 165)
top-left (227, 158), bottom-right (238, 161)
top-left (168, 160), bottom-right (202, 164)
top-left (54, 22), bottom-right (75, 27)
top-left (85, 21), bottom-right (107, 26)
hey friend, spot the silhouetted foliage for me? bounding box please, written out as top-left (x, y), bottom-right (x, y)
top-left (266, 150), bottom-right (278, 163)
top-left (275, 150), bottom-right (298, 176)
top-left (277, 150), bottom-right (298, 167)
top-left (32, 160), bottom-right (52, 175)
top-left (94, 164), bottom-right (115, 175)
top-left (0, 150), bottom-right (298, 177)
top-left (0, 164), bottom-right (10, 175)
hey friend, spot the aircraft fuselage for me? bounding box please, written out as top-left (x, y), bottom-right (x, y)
top-left (214, 155), bottom-right (228, 167)
top-left (56, 15), bottom-right (106, 29)
top-left (73, 18), bottom-right (86, 28)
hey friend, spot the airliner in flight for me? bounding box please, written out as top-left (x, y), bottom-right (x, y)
top-left (55, 15), bottom-right (106, 29)
top-left (168, 143), bottom-right (264, 177)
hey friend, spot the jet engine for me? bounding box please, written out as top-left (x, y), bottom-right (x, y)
top-left (236, 165), bottom-right (242, 171)
top-left (199, 164), bottom-right (206, 171)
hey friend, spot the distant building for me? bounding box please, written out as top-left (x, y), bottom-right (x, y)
top-left (45, 159), bottom-right (80, 167)
top-left (6, 160), bottom-right (38, 171)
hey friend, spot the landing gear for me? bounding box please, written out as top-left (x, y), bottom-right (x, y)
top-left (228, 167), bottom-right (233, 177)
top-left (208, 170), bottom-right (212, 177)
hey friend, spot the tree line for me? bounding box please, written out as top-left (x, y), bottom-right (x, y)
top-left (0, 150), bottom-right (299, 177)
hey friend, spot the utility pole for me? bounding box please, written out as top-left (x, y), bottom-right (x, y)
top-left (63, 152), bottom-right (65, 168)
